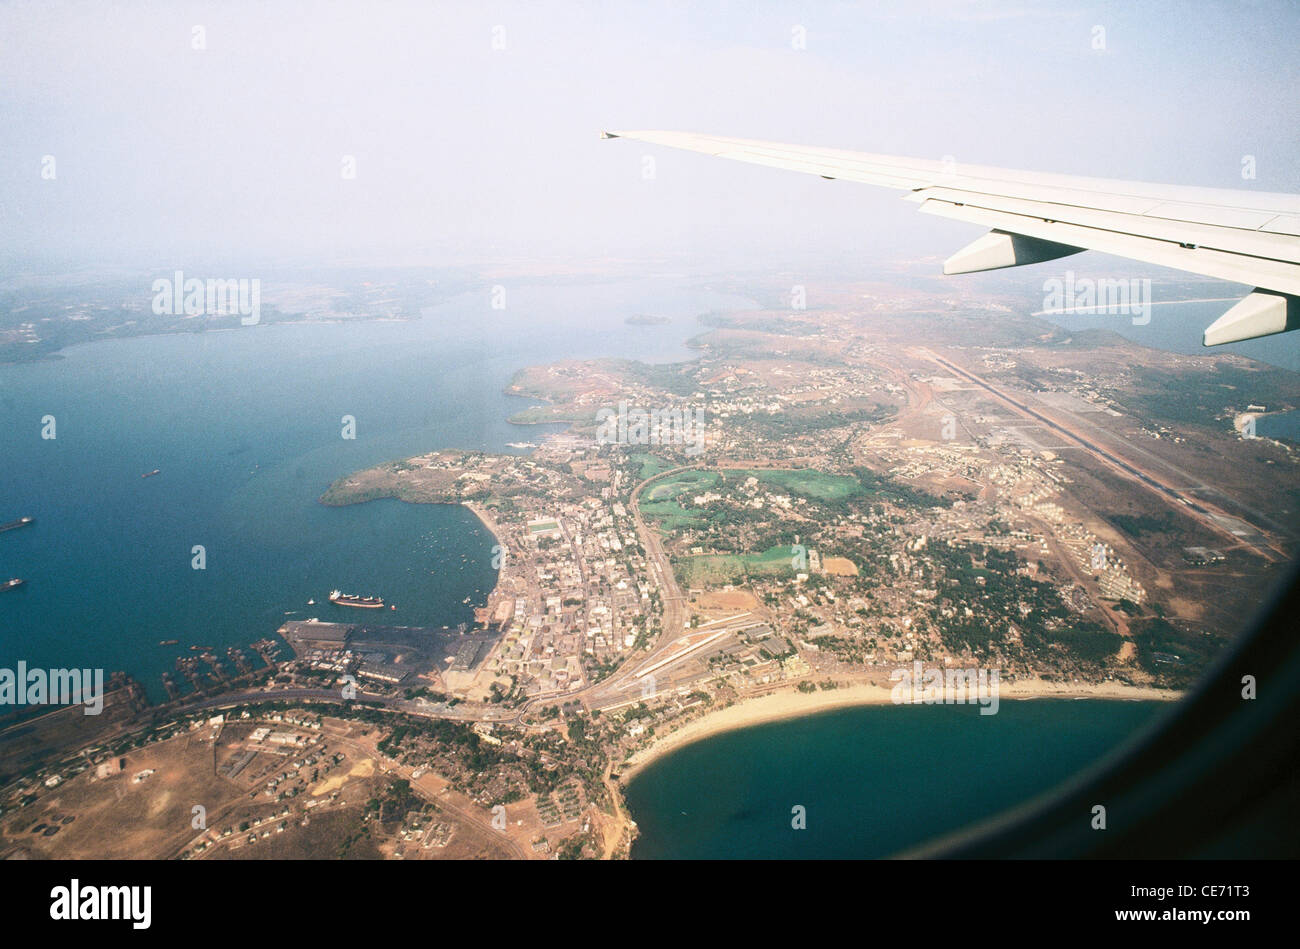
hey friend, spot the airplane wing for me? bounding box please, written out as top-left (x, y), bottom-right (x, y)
top-left (602, 130), bottom-right (1300, 346)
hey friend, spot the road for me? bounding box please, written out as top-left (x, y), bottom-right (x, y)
top-left (580, 465), bottom-right (697, 707)
top-left (504, 464), bottom-right (701, 715)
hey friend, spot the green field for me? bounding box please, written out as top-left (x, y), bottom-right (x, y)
top-left (723, 468), bottom-right (861, 502)
top-left (638, 499), bottom-right (705, 530)
top-left (638, 468), bottom-right (869, 533)
top-left (636, 470), bottom-right (720, 529)
top-left (630, 453), bottom-right (673, 480)
top-left (640, 470), bottom-right (719, 502)
top-left (678, 545), bottom-right (800, 587)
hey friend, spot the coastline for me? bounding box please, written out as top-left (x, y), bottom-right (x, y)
top-left (617, 679), bottom-right (1181, 784)
top-left (316, 482), bottom-right (510, 622)
top-left (461, 499), bottom-right (510, 620)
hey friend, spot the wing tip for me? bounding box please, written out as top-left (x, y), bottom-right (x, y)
top-left (600, 130), bottom-right (620, 140)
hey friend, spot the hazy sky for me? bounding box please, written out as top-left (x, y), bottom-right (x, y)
top-left (2, 0), bottom-right (1298, 271)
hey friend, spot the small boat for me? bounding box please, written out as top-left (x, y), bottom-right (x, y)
top-left (159, 639), bottom-right (179, 646)
top-left (0, 578), bottom-right (25, 593)
top-left (141, 469), bottom-right (161, 479)
top-left (307, 599), bottom-right (315, 606)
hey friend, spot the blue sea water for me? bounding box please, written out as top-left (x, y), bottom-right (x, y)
top-left (1256, 409), bottom-right (1300, 442)
top-left (0, 276), bottom-right (753, 701)
top-left (624, 698), bottom-right (1167, 859)
top-left (1038, 299), bottom-right (1300, 372)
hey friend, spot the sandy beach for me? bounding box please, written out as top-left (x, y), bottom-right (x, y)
top-left (462, 500), bottom-right (510, 611)
top-left (617, 678), bottom-right (1182, 783)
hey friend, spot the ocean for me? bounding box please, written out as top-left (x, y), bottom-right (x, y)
top-left (623, 698), bottom-right (1166, 859)
top-left (1036, 298), bottom-right (1300, 372)
top-left (0, 275), bottom-right (752, 702)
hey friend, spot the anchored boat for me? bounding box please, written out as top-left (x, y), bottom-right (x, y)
top-left (329, 589), bottom-right (385, 609)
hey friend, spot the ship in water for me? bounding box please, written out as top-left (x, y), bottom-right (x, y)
top-left (159, 639), bottom-right (179, 646)
top-left (0, 516), bottom-right (34, 534)
top-left (141, 468), bottom-right (161, 479)
top-left (0, 578), bottom-right (25, 593)
top-left (329, 589), bottom-right (385, 609)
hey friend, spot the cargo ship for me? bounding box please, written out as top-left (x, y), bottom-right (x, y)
top-left (0, 516), bottom-right (34, 534)
top-left (329, 589), bottom-right (385, 609)
top-left (1, 578), bottom-right (25, 593)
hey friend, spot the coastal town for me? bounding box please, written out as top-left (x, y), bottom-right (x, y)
top-left (2, 280), bottom-right (1296, 860)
